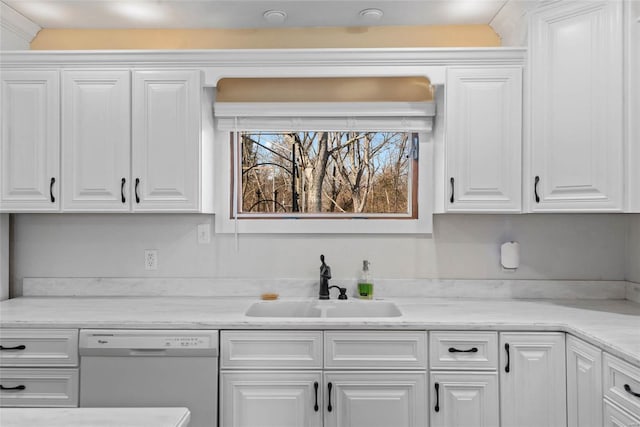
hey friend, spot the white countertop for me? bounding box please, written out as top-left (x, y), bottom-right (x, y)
top-left (1, 296), bottom-right (639, 367)
top-left (0, 407), bottom-right (190, 427)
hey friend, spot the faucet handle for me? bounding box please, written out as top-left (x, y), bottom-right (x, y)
top-left (329, 285), bottom-right (348, 300)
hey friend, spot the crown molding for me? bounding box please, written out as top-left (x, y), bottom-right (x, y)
top-left (0, 47), bottom-right (526, 86)
top-left (0, 2), bottom-right (40, 49)
top-left (490, 0), bottom-right (544, 46)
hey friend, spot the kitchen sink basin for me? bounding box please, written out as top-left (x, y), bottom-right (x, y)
top-left (322, 301), bottom-right (402, 318)
top-left (245, 301), bottom-right (322, 318)
top-left (245, 300), bottom-right (401, 318)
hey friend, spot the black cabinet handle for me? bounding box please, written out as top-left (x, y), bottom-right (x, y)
top-left (624, 384), bottom-right (640, 398)
top-left (505, 343), bottom-right (510, 373)
top-left (434, 382), bottom-right (440, 412)
top-left (0, 385), bottom-right (26, 391)
top-left (135, 178), bottom-right (140, 204)
top-left (448, 347), bottom-right (478, 353)
top-left (327, 382), bottom-right (333, 412)
top-left (450, 177), bottom-right (455, 203)
top-left (0, 345), bottom-right (26, 351)
top-left (49, 177), bottom-right (55, 203)
top-left (314, 381), bottom-right (319, 412)
top-left (534, 176), bottom-right (540, 203)
top-left (121, 178), bottom-right (126, 203)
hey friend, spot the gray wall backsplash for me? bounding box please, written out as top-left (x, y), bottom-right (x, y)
top-left (9, 213), bottom-right (630, 296)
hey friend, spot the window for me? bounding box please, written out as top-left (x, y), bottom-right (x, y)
top-left (236, 131), bottom-right (419, 218)
top-left (214, 100), bottom-right (435, 234)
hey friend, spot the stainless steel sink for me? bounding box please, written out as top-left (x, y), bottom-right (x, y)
top-left (245, 300), bottom-right (401, 318)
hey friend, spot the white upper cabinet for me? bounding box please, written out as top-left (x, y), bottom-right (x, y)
top-left (132, 70), bottom-right (202, 212)
top-left (1, 70), bottom-right (60, 212)
top-left (61, 70), bottom-right (131, 211)
top-left (445, 67), bottom-right (522, 212)
top-left (528, 0), bottom-right (624, 211)
top-left (500, 332), bottom-right (566, 427)
top-left (626, 0), bottom-right (640, 212)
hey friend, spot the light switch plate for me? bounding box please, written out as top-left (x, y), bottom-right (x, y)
top-left (197, 223), bottom-right (211, 244)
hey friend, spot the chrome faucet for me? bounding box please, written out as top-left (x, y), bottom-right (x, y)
top-left (319, 255), bottom-right (348, 300)
top-left (319, 254), bottom-right (331, 300)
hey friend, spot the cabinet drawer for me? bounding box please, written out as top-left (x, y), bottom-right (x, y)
top-left (604, 399), bottom-right (640, 427)
top-left (429, 331), bottom-right (498, 370)
top-left (0, 329), bottom-right (78, 367)
top-left (221, 331), bottom-right (323, 369)
top-left (0, 368), bottom-right (79, 407)
top-left (604, 353), bottom-right (640, 418)
top-left (324, 331), bottom-right (427, 369)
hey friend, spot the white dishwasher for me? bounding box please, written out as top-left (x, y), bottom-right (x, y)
top-left (79, 329), bottom-right (218, 427)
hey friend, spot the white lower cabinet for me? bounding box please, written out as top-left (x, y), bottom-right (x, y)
top-left (604, 400), bottom-right (640, 427)
top-left (430, 371), bottom-right (499, 427)
top-left (0, 329), bottom-right (79, 407)
top-left (220, 330), bottom-right (427, 427)
top-left (499, 332), bottom-right (567, 427)
top-left (566, 335), bottom-right (603, 427)
top-left (220, 371), bottom-right (322, 427)
top-left (429, 331), bottom-right (499, 427)
top-left (324, 371), bottom-right (427, 427)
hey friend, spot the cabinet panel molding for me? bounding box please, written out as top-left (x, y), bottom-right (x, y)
top-left (324, 371), bottom-right (427, 427)
top-left (0, 69), bottom-right (60, 212)
top-left (430, 371), bottom-right (499, 427)
top-left (445, 67), bottom-right (522, 212)
top-left (566, 335), bottom-right (603, 427)
top-left (499, 332), bottom-right (566, 427)
top-left (61, 69), bottom-right (131, 211)
top-left (529, 1), bottom-right (624, 211)
top-left (132, 69), bottom-right (202, 212)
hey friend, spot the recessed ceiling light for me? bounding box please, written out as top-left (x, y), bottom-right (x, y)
top-left (263, 10), bottom-right (287, 25)
top-left (359, 8), bottom-right (384, 23)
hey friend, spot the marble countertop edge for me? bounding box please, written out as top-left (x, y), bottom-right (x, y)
top-left (1, 296), bottom-right (638, 368)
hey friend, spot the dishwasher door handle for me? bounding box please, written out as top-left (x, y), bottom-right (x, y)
top-left (129, 349), bottom-right (169, 356)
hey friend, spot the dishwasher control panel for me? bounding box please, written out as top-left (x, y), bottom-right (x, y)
top-left (79, 330), bottom-right (219, 356)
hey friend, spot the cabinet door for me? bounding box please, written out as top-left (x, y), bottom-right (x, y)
top-left (500, 332), bottom-right (566, 427)
top-left (62, 70), bottom-right (131, 211)
top-left (430, 372), bottom-right (498, 427)
top-left (529, 1), bottom-right (623, 211)
top-left (324, 371), bottom-right (427, 427)
top-left (445, 67), bottom-right (522, 212)
top-left (220, 371), bottom-right (322, 427)
top-left (566, 335), bottom-right (603, 427)
top-left (1, 70), bottom-right (59, 212)
top-left (132, 70), bottom-right (201, 212)
top-left (626, 0), bottom-right (640, 212)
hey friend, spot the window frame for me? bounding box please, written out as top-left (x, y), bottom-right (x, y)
top-left (213, 102), bottom-right (435, 234)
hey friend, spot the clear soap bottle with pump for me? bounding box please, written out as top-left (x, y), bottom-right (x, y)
top-left (357, 260), bottom-right (374, 300)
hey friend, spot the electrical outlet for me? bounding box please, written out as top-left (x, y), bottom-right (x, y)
top-left (144, 250), bottom-right (157, 270)
top-left (197, 223), bottom-right (211, 244)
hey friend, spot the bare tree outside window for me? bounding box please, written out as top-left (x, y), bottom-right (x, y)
top-left (236, 131), bottom-right (417, 217)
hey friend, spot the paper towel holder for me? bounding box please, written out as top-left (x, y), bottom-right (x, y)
top-left (501, 241), bottom-right (520, 271)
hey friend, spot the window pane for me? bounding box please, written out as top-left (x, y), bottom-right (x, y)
top-left (239, 131), bottom-right (415, 215)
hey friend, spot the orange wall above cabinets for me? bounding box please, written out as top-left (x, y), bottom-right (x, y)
top-left (30, 25), bottom-right (501, 50)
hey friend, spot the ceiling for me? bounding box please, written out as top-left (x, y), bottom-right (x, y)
top-left (3, 0), bottom-right (508, 29)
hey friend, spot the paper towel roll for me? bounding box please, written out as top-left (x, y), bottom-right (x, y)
top-left (501, 241), bottom-right (520, 270)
